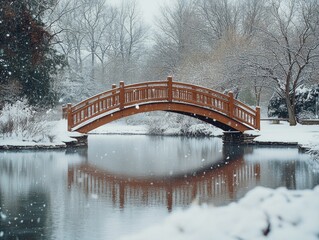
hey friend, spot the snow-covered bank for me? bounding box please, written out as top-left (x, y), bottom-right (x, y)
top-left (246, 121), bottom-right (319, 159)
top-left (0, 119), bottom-right (82, 149)
top-left (247, 121), bottom-right (319, 147)
top-left (95, 120), bottom-right (319, 157)
top-left (95, 120), bottom-right (319, 148)
top-left (1, 118), bottom-right (319, 155)
top-left (90, 120), bottom-right (148, 135)
top-left (121, 186), bottom-right (319, 240)
top-left (90, 120), bottom-right (224, 137)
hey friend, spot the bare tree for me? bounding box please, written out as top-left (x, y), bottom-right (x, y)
top-left (245, 0), bottom-right (319, 125)
top-left (56, 0), bottom-right (85, 73)
top-left (79, 0), bottom-right (115, 81)
top-left (239, 0), bottom-right (269, 42)
top-left (151, 0), bottom-right (199, 77)
top-left (197, 0), bottom-right (239, 49)
top-left (109, 0), bottom-right (148, 84)
top-left (95, 9), bottom-right (117, 79)
top-left (179, 0), bottom-right (268, 101)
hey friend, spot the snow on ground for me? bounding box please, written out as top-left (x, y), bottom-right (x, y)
top-left (246, 121), bottom-right (319, 148)
top-left (248, 121), bottom-right (319, 162)
top-left (90, 119), bottom-right (224, 137)
top-left (121, 186), bottom-right (319, 240)
top-left (0, 119), bottom-right (82, 148)
top-left (0, 118), bottom-right (319, 151)
top-left (90, 120), bottom-right (149, 135)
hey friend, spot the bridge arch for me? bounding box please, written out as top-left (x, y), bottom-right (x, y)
top-left (63, 77), bottom-right (260, 133)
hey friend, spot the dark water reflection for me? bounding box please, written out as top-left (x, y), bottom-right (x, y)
top-left (0, 135), bottom-right (318, 240)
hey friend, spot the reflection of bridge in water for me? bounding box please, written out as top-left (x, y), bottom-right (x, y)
top-left (68, 148), bottom-right (260, 211)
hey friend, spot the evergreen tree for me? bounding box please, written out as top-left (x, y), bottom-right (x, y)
top-left (0, 0), bottom-right (65, 106)
top-left (268, 85), bottom-right (319, 119)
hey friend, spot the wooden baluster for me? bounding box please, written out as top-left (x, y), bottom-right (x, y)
top-left (112, 84), bottom-right (117, 107)
top-left (228, 92), bottom-right (234, 118)
top-left (96, 100), bottom-right (100, 113)
top-left (119, 81), bottom-right (125, 110)
top-left (167, 76), bottom-right (173, 102)
top-left (192, 87), bottom-right (197, 103)
top-left (84, 103), bottom-right (88, 119)
top-left (67, 103), bottom-right (72, 131)
top-left (145, 85), bottom-right (148, 100)
top-left (256, 106), bottom-right (261, 130)
top-left (141, 87), bottom-right (145, 100)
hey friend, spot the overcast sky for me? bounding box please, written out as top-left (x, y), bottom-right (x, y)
top-left (110, 0), bottom-right (171, 25)
top-left (136, 0), bottom-right (170, 25)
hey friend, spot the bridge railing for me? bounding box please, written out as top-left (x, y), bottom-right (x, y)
top-left (63, 77), bottom-right (260, 131)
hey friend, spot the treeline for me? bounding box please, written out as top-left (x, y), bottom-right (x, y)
top-left (1, 0), bottom-right (319, 125)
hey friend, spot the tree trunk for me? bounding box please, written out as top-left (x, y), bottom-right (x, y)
top-left (91, 49), bottom-right (95, 81)
top-left (254, 86), bottom-right (261, 106)
top-left (285, 95), bottom-right (297, 126)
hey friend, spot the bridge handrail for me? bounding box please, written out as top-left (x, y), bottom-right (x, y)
top-left (72, 88), bottom-right (120, 112)
top-left (64, 80), bottom-right (171, 129)
top-left (172, 82), bottom-right (228, 100)
top-left (124, 80), bottom-right (167, 89)
top-left (63, 77), bottom-right (260, 131)
top-left (172, 82), bottom-right (257, 115)
top-left (171, 81), bottom-right (230, 114)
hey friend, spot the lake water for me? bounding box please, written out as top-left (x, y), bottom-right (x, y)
top-left (0, 135), bottom-right (318, 240)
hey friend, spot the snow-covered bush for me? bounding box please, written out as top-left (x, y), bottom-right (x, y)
top-left (146, 112), bottom-right (173, 135)
top-left (0, 99), bottom-right (51, 142)
top-left (146, 112), bottom-right (220, 137)
top-left (307, 139), bottom-right (319, 171)
top-left (267, 95), bottom-right (288, 118)
top-left (297, 110), bottom-right (316, 120)
top-left (308, 153), bottom-right (319, 173)
top-left (187, 124), bottom-right (216, 137)
top-left (268, 84), bottom-right (319, 119)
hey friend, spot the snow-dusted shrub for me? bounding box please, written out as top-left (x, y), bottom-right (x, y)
top-left (297, 110), bottom-right (316, 120)
top-left (268, 84), bottom-right (319, 119)
top-left (307, 151), bottom-right (319, 173)
top-left (0, 99), bottom-right (50, 141)
top-left (145, 112), bottom-right (218, 137)
top-left (0, 116), bottom-right (14, 137)
top-left (147, 117), bottom-right (167, 135)
top-left (146, 112), bottom-right (188, 135)
top-left (125, 113), bottom-right (149, 125)
top-left (268, 95), bottom-right (288, 118)
top-left (187, 124), bottom-right (215, 137)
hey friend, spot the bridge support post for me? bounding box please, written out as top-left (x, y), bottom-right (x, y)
top-left (228, 92), bottom-right (234, 118)
top-left (256, 106), bottom-right (261, 130)
top-left (66, 103), bottom-right (72, 132)
top-left (222, 131), bottom-right (258, 145)
top-left (167, 76), bottom-right (173, 102)
top-left (112, 84), bottom-right (117, 106)
top-left (119, 81), bottom-right (125, 110)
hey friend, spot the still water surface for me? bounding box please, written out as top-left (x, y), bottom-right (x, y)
top-left (0, 135), bottom-right (318, 240)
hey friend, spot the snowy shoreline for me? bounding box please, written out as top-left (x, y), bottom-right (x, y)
top-left (0, 120), bottom-right (319, 153)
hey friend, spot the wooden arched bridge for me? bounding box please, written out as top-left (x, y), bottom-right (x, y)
top-left (63, 77), bottom-right (260, 133)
